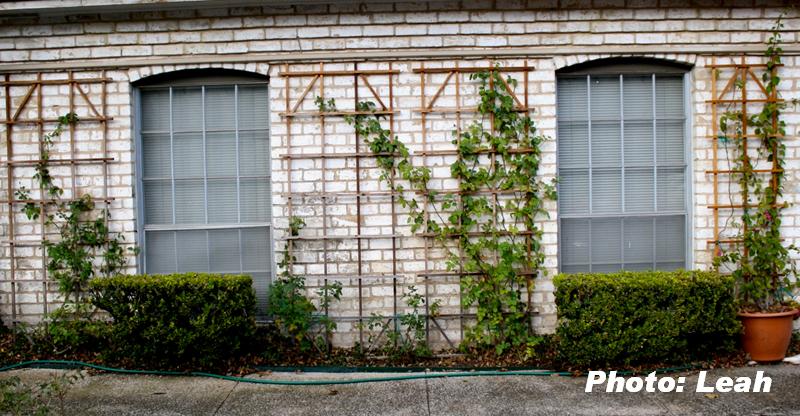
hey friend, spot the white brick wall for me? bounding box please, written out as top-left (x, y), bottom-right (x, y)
top-left (0, 1), bottom-right (798, 345)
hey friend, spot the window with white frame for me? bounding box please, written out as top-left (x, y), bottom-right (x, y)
top-left (136, 71), bottom-right (272, 310)
top-left (556, 61), bottom-right (689, 273)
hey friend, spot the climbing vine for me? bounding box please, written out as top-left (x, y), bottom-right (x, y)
top-left (317, 67), bottom-right (556, 355)
top-left (15, 114), bottom-right (133, 311)
top-left (714, 16), bottom-right (799, 312)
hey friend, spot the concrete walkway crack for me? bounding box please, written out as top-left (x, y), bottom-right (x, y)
top-left (425, 377), bottom-right (432, 416)
top-left (212, 380), bottom-right (238, 415)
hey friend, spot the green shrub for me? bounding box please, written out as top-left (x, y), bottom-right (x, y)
top-left (90, 273), bottom-right (256, 368)
top-left (554, 270), bottom-right (740, 368)
top-left (33, 305), bottom-right (111, 356)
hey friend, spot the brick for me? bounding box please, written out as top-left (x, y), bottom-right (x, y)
top-left (52, 24), bottom-right (83, 35)
top-left (170, 32), bottom-right (202, 42)
top-left (121, 45), bottom-right (152, 56)
top-left (243, 16), bottom-right (275, 27)
top-left (147, 20), bottom-right (179, 31)
top-left (267, 28), bottom-right (297, 39)
top-left (210, 17), bottom-right (243, 29)
top-left (297, 27), bottom-right (329, 38)
top-left (139, 33), bottom-right (170, 44)
top-left (14, 38), bottom-right (45, 49)
top-left (90, 46), bottom-right (121, 57)
top-left (406, 12), bottom-right (439, 23)
top-left (202, 30), bottom-right (234, 42)
top-left (107, 33), bottom-right (138, 45)
top-left (178, 19), bottom-right (211, 30)
top-left (30, 50), bottom-right (60, 60)
top-left (21, 25), bottom-right (52, 36)
top-left (83, 22), bottom-right (113, 34)
top-left (275, 15), bottom-right (308, 26)
top-left (604, 33), bottom-right (635, 44)
top-left (331, 26), bottom-right (363, 37)
top-left (115, 21), bottom-right (146, 32)
top-left (216, 42), bottom-right (248, 53)
top-left (635, 33), bottom-right (667, 44)
top-left (185, 43), bottom-right (215, 54)
top-left (153, 44), bottom-right (184, 55)
top-left (396, 24), bottom-right (428, 36)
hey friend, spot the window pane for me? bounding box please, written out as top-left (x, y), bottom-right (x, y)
top-left (561, 218), bottom-right (590, 267)
top-left (591, 122), bottom-right (621, 168)
top-left (656, 215), bottom-right (685, 267)
top-left (623, 121), bottom-right (653, 167)
top-left (238, 86), bottom-right (269, 130)
top-left (624, 168), bottom-right (654, 213)
top-left (207, 131), bottom-right (237, 177)
top-left (145, 231), bottom-right (176, 273)
top-left (207, 178), bottom-right (238, 223)
top-left (239, 130), bottom-right (269, 177)
top-left (557, 78), bottom-right (588, 122)
top-left (657, 167), bottom-right (685, 212)
top-left (172, 87), bottom-right (202, 132)
top-left (141, 90), bottom-right (170, 132)
top-left (176, 230), bottom-right (208, 272)
top-left (205, 86), bottom-right (235, 131)
top-left (174, 179), bottom-right (205, 223)
top-left (209, 229), bottom-right (241, 272)
top-left (591, 218), bottom-right (621, 268)
top-left (622, 75), bottom-right (652, 120)
top-left (623, 217), bottom-right (653, 266)
top-left (656, 76), bottom-right (684, 118)
top-left (173, 132), bottom-right (204, 179)
top-left (656, 120), bottom-right (684, 165)
top-left (591, 169), bottom-right (621, 214)
top-left (142, 133), bottom-right (171, 178)
top-left (589, 76), bottom-right (620, 121)
top-left (559, 170), bottom-right (589, 215)
top-left (144, 179), bottom-right (172, 224)
top-left (242, 227), bottom-right (270, 272)
top-left (240, 179), bottom-right (271, 223)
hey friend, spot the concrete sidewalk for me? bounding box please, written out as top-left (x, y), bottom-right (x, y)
top-left (2, 364), bottom-right (799, 415)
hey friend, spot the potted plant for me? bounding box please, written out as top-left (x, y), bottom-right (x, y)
top-left (715, 17), bottom-right (800, 362)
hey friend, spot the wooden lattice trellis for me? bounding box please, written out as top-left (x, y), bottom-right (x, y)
top-left (707, 56), bottom-right (783, 257)
top-left (280, 61), bottom-right (539, 349)
top-left (280, 62), bottom-right (402, 348)
top-left (1, 72), bottom-right (113, 323)
top-left (413, 61), bottom-right (538, 345)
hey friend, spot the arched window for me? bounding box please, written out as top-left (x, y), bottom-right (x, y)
top-left (556, 58), bottom-right (691, 273)
top-left (134, 69), bottom-right (272, 311)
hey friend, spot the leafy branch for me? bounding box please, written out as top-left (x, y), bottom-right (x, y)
top-left (14, 114), bottom-right (133, 309)
top-left (269, 216), bottom-right (342, 352)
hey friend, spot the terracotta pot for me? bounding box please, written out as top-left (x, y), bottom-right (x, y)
top-left (738, 310), bottom-right (797, 362)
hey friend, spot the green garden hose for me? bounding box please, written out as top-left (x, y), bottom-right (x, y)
top-left (0, 360), bottom-right (701, 386)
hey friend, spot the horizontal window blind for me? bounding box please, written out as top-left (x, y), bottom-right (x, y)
top-left (557, 72), bottom-right (687, 273)
top-left (140, 83), bottom-right (272, 311)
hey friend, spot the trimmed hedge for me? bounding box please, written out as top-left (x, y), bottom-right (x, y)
top-left (90, 273), bottom-right (256, 368)
top-left (554, 270), bottom-right (740, 367)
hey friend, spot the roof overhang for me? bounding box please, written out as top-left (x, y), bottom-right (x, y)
top-left (0, 0), bottom-right (395, 17)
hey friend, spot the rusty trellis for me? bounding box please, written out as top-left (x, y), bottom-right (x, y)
top-left (1, 72), bottom-right (113, 324)
top-left (280, 62), bottom-right (402, 348)
top-left (707, 56), bottom-right (783, 257)
top-left (280, 61), bottom-right (539, 349)
top-left (412, 61), bottom-right (537, 346)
